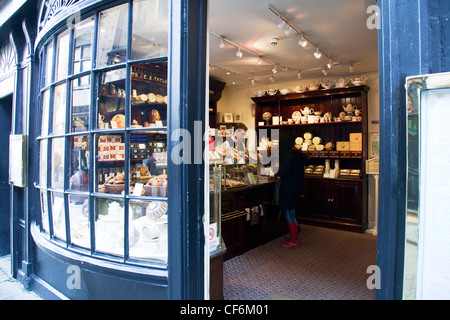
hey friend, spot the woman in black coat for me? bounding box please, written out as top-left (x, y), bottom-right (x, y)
top-left (276, 138), bottom-right (309, 248)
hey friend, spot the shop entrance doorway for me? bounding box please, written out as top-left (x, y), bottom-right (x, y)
top-left (0, 94), bottom-right (12, 256)
top-left (207, 0), bottom-right (380, 300)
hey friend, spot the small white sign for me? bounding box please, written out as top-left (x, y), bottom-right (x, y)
top-left (209, 223), bottom-right (219, 251)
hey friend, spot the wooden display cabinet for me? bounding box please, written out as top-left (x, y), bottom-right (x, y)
top-left (252, 86), bottom-right (370, 232)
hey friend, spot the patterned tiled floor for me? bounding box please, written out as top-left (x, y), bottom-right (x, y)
top-left (223, 225), bottom-right (377, 300)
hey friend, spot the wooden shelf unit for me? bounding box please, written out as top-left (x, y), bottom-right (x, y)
top-left (252, 85), bottom-right (370, 233)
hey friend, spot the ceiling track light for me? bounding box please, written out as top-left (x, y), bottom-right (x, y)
top-left (272, 66), bottom-right (278, 74)
top-left (277, 19), bottom-right (285, 30)
top-left (284, 25), bottom-right (292, 35)
top-left (327, 59), bottom-right (333, 69)
top-left (236, 47), bottom-right (242, 58)
top-left (269, 4), bottom-right (333, 62)
top-left (298, 37), bottom-right (308, 48)
top-left (349, 64), bottom-right (355, 73)
top-left (219, 38), bottom-right (225, 49)
top-left (314, 48), bottom-right (322, 59)
top-left (251, 78), bottom-right (256, 85)
top-left (209, 31), bottom-right (288, 72)
top-left (245, 62), bottom-right (363, 83)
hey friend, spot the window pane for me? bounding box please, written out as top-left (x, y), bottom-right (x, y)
top-left (39, 139), bottom-right (48, 188)
top-left (53, 83), bottom-right (67, 135)
top-left (51, 192), bottom-right (66, 240)
top-left (131, 62), bottom-right (167, 128)
top-left (51, 138), bottom-right (65, 189)
top-left (55, 30), bottom-right (70, 81)
top-left (130, 132), bottom-right (167, 197)
top-left (69, 194), bottom-right (90, 249)
top-left (98, 68), bottom-right (126, 129)
top-left (129, 200), bottom-right (168, 263)
top-left (73, 18), bottom-right (94, 74)
top-left (132, 0), bottom-right (168, 60)
top-left (71, 76), bottom-right (90, 132)
top-left (69, 135), bottom-right (89, 192)
top-left (44, 42), bottom-right (54, 87)
top-left (96, 134), bottom-right (125, 193)
top-left (95, 198), bottom-right (124, 256)
top-left (41, 90), bottom-right (50, 136)
top-left (40, 191), bottom-right (49, 233)
top-left (96, 4), bottom-right (128, 68)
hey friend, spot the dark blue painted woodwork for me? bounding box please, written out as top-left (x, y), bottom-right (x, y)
top-left (377, 0), bottom-right (450, 300)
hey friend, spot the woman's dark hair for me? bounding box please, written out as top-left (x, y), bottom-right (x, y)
top-left (278, 136), bottom-right (296, 164)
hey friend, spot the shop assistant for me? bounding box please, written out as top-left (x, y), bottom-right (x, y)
top-left (222, 122), bottom-right (248, 152)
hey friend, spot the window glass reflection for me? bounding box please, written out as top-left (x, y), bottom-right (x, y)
top-left (96, 4), bottom-right (128, 68)
top-left (131, 62), bottom-right (167, 128)
top-left (55, 30), bottom-right (70, 81)
top-left (130, 132), bottom-right (167, 198)
top-left (41, 90), bottom-right (50, 136)
top-left (95, 198), bottom-right (124, 256)
top-left (51, 138), bottom-right (65, 190)
top-left (39, 139), bottom-right (48, 188)
top-left (132, 0), bottom-right (168, 60)
top-left (40, 191), bottom-right (49, 233)
top-left (73, 18), bottom-right (94, 74)
top-left (51, 192), bottom-right (66, 240)
top-left (53, 83), bottom-right (67, 135)
top-left (44, 42), bottom-right (53, 87)
top-left (69, 135), bottom-right (89, 192)
top-left (69, 194), bottom-right (90, 249)
top-left (71, 76), bottom-right (90, 132)
top-left (98, 69), bottom-right (126, 129)
top-left (129, 200), bottom-right (168, 263)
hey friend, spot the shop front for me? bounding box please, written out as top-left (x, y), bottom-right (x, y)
top-left (3, 0), bottom-right (209, 300)
top-left (2, 0), bottom-right (450, 301)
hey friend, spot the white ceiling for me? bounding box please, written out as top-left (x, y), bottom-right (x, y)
top-left (208, 0), bottom-right (379, 86)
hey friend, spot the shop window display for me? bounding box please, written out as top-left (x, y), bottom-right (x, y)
top-left (36, 0), bottom-right (169, 265)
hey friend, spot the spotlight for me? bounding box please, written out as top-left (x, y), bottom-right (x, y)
top-left (257, 58), bottom-right (262, 65)
top-left (251, 78), bottom-right (256, 85)
top-left (297, 71), bottom-right (302, 79)
top-left (314, 48), bottom-right (322, 59)
top-left (236, 47), bottom-right (243, 58)
top-left (298, 37), bottom-right (307, 48)
top-left (322, 69), bottom-right (328, 76)
top-left (277, 19), bottom-right (285, 30)
top-left (270, 75), bottom-right (275, 83)
top-left (284, 25), bottom-right (292, 35)
top-left (327, 60), bottom-right (333, 69)
top-left (219, 38), bottom-right (225, 49)
top-left (272, 66), bottom-right (278, 74)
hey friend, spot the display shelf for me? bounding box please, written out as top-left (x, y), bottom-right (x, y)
top-left (252, 85), bottom-right (369, 232)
